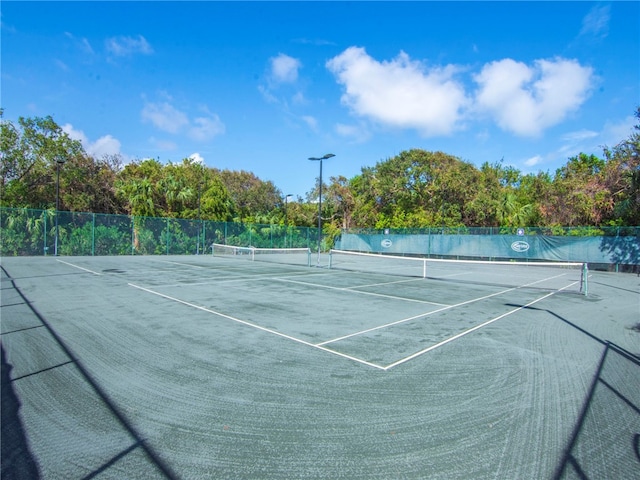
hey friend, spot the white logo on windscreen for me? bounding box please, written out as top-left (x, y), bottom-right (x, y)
top-left (381, 239), bottom-right (392, 248)
top-left (511, 241), bottom-right (530, 252)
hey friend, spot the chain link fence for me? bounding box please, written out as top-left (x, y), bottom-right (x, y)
top-left (0, 208), bottom-right (319, 256)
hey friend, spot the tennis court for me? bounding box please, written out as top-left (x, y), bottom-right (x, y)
top-left (1, 252), bottom-right (639, 479)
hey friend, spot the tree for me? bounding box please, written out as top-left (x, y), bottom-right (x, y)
top-left (217, 169), bottom-right (282, 222)
top-left (346, 149), bottom-right (482, 229)
top-left (603, 106), bottom-right (640, 225)
top-left (115, 159), bottom-right (164, 217)
top-left (540, 153), bottom-right (611, 226)
top-left (1, 113), bottom-right (84, 209)
top-left (325, 175), bottom-right (356, 229)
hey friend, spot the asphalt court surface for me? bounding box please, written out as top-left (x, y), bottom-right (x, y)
top-left (2, 254), bottom-right (638, 480)
top-left (86, 254), bottom-right (575, 370)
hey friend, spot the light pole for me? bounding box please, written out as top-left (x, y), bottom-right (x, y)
top-left (197, 179), bottom-right (203, 255)
top-left (308, 153), bottom-right (335, 265)
top-left (54, 155), bottom-right (66, 256)
top-left (284, 193), bottom-right (293, 248)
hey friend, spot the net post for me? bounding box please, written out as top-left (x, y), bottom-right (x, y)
top-left (329, 249), bottom-right (333, 269)
top-left (422, 259), bottom-right (427, 278)
top-left (307, 248), bottom-right (311, 267)
top-left (250, 247), bottom-right (255, 261)
top-left (581, 263), bottom-right (589, 296)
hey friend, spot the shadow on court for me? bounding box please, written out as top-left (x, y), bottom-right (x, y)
top-left (1, 345), bottom-right (41, 480)
top-left (508, 304), bottom-right (640, 479)
top-left (0, 265), bottom-right (178, 480)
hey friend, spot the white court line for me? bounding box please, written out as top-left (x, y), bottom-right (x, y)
top-left (276, 277), bottom-right (450, 307)
top-left (382, 282), bottom-right (579, 370)
top-left (56, 259), bottom-right (101, 275)
top-left (344, 277), bottom-right (428, 289)
top-left (130, 270), bottom-right (578, 371)
top-left (147, 271), bottom-right (314, 289)
top-left (160, 260), bottom-right (208, 269)
top-left (128, 282), bottom-right (386, 370)
top-left (316, 284), bottom-right (522, 346)
top-left (317, 271), bottom-right (576, 348)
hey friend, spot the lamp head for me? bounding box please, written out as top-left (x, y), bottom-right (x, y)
top-left (308, 153), bottom-right (335, 161)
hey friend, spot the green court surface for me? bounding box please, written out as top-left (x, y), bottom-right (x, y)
top-left (1, 255), bottom-right (638, 479)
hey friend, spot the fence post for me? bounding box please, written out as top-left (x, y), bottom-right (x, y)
top-left (43, 211), bottom-right (47, 256)
top-left (91, 213), bottom-right (96, 256)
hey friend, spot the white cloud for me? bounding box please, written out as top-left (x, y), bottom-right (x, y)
top-left (89, 135), bottom-right (122, 158)
top-left (301, 115), bottom-right (318, 131)
top-left (473, 57), bottom-right (594, 137)
top-left (258, 84), bottom-right (278, 104)
top-left (105, 35), bottom-right (153, 57)
top-left (55, 59), bottom-right (69, 72)
top-left (601, 115), bottom-right (636, 146)
top-left (189, 114), bottom-right (225, 141)
top-left (64, 32), bottom-right (95, 55)
top-left (270, 53), bottom-right (302, 84)
top-left (149, 137), bottom-right (178, 151)
top-left (326, 46), bottom-right (468, 137)
top-left (141, 101), bottom-right (189, 134)
top-left (61, 123), bottom-right (122, 158)
top-left (189, 153), bottom-right (205, 164)
top-left (292, 91), bottom-right (307, 106)
top-left (141, 97), bottom-right (225, 142)
top-left (579, 4), bottom-right (610, 40)
top-left (524, 155), bottom-right (543, 167)
top-left (335, 122), bottom-right (371, 143)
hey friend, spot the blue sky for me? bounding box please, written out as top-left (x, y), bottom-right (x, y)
top-left (2, 1), bottom-right (639, 199)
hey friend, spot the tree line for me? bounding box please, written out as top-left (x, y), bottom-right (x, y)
top-left (1, 107), bottom-right (639, 235)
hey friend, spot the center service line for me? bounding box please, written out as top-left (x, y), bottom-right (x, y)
top-left (383, 281), bottom-right (580, 370)
top-left (128, 282), bottom-right (386, 370)
top-left (317, 283), bottom-right (526, 347)
top-left (275, 277), bottom-right (449, 307)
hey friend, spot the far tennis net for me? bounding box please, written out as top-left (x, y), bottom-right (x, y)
top-left (328, 250), bottom-right (589, 295)
top-left (211, 243), bottom-right (312, 267)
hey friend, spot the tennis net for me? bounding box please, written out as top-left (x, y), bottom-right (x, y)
top-left (329, 250), bottom-right (589, 295)
top-left (211, 243), bottom-right (312, 267)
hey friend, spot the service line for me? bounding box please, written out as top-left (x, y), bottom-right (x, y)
top-left (56, 259), bottom-right (102, 275)
top-left (275, 277), bottom-right (449, 307)
top-left (128, 282), bottom-right (386, 370)
top-left (383, 279), bottom-right (581, 370)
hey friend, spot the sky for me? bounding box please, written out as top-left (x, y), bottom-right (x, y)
top-left (2, 1), bottom-right (639, 199)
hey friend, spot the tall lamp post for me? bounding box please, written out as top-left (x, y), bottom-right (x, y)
top-left (54, 155), bottom-right (66, 256)
top-left (284, 194), bottom-right (293, 248)
top-left (308, 153), bottom-right (335, 265)
top-left (197, 179), bottom-right (203, 255)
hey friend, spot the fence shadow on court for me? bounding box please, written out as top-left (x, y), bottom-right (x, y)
top-left (1, 344), bottom-right (41, 480)
top-left (508, 304), bottom-right (640, 479)
top-left (0, 265), bottom-right (179, 480)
